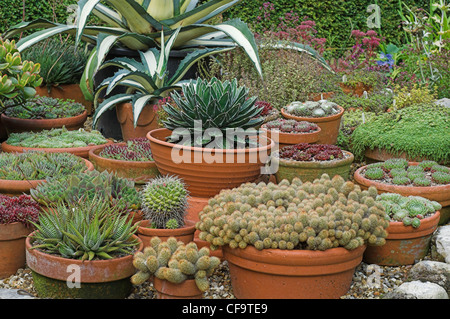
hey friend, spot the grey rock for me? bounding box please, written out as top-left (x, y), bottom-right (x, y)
top-left (0, 288), bottom-right (35, 299)
top-left (434, 98), bottom-right (450, 108)
top-left (408, 261), bottom-right (450, 293)
top-left (384, 281), bottom-right (448, 299)
top-left (430, 225), bottom-right (450, 263)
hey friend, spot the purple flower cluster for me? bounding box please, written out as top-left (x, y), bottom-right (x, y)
top-left (100, 138), bottom-right (153, 162)
top-left (0, 194), bottom-right (40, 227)
top-left (279, 143), bottom-right (344, 162)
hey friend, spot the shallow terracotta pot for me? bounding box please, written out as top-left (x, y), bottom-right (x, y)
top-left (0, 158), bottom-right (94, 196)
top-left (364, 147), bottom-right (447, 165)
top-left (281, 106), bottom-right (344, 145)
top-left (26, 233), bottom-right (143, 299)
top-left (153, 277), bottom-right (203, 299)
top-left (0, 222), bottom-right (32, 279)
top-left (308, 91), bottom-right (336, 101)
top-left (363, 211), bottom-right (440, 266)
top-left (339, 82), bottom-right (372, 97)
top-left (1, 139), bottom-right (113, 159)
top-left (273, 150), bottom-right (354, 183)
top-left (223, 244), bottom-right (366, 299)
top-left (354, 164), bottom-right (450, 224)
top-left (116, 102), bottom-right (160, 141)
top-left (35, 84), bottom-right (93, 115)
top-left (88, 143), bottom-right (160, 184)
top-left (1, 111), bottom-right (87, 135)
top-left (260, 125), bottom-right (321, 149)
top-left (146, 128), bottom-right (274, 198)
top-left (137, 219), bottom-right (196, 247)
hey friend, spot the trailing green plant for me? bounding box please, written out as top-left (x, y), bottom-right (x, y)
top-left (6, 127), bottom-right (108, 148)
top-left (0, 194), bottom-right (40, 227)
top-left (336, 108), bottom-right (376, 152)
top-left (329, 91), bottom-right (393, 114)
top-left (20, 38), bottom-right (88, 88)
top-left (99, 138), bottom-right (153, 162)
top-left (196, 174), bottom-right (389, 251)
top-left (284, 100), bottom-right (340, 118)
top-left (30, 170), bottom-right (141, 211)
top-left (376, 192), bottom-right (441, 228)
top-left (4, 96), bottom-right (85, 119)
top-left (141, 175), bottom-right (189, 229)
top-left (29, 196), bottom-right (140, 260)
top-left (0, 151), bottom-right (86, 181)
top-left (351, 103), bottom-right (450, 164)
top-left (163, 77), bottom-right (263, 148)
top-left (131, 236), bottom-right (220, 292)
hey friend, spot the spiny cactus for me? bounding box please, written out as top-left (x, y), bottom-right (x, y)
top-left (141, 175), bottom-right (189, 229)
top-left (131, 237), bottom-right (220, 292)
top-left (196, 174), bottom-right (389, 251)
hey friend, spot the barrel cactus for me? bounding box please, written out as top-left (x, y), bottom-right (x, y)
top-left (141, 175), bottom-right (189, 229)
top-left (131, 237), bottom-right (220, 292)
top-left (196, 174), bottom-right (389, 251)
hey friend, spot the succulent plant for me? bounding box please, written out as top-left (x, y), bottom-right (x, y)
top-left (392, 176), bottom-right (411, 185)
top-left (255, 101), bottom-right (275, 117)
top-left (413, 177), bottom-right (432, 187)
top-left (30, 196), bottom-right (140, 260)
top-left (4, 96), bottom-right (85, 119)
top-left (432, 171), bottom-right (450, 184)
top-left (163, 77), bottom-right (263, 148)
top-left (365, 167), bottom-right (385, 180)
top-left (431, 164), bottom-right (450, 173)
top-left (99, 138), bottom-right (153, 162)
top-left (131, 236), bottom-right (220, 292)
top-left (0, 194), bottom-right (40, 227)
top-left (382, 158), bottom-right (408, 171)
top-left (196, 174), bottom-right (389, 251)
top-left (284, 100), bottom-right (340, 118)
top-left (263, 119), bottom-right (319, 134)
top-left (279, 143), bottom-right (345, 162)
top-left (376, 193), bottom-right (441, 228)
top-left (419, 160), bottom-right (439, 171)
top-left (141, 175), bottom-right (189, 229)
top-left (6, 127), bottom-right (108, 149)
top-left (0, 151), bottom-right (86, 181)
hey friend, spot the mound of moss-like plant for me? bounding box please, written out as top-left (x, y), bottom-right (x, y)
top-left (4, 96), bottom-right (85, 119)
top-left (351, 103), bottom-right (450, 164)
top-left (6, 127), bottom-right (108, 148)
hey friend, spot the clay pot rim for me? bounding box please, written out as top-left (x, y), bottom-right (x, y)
top-left (383, 211), bottom-right (440, 239)
top-left (147, 128), bottom-right (275, 154)
top-left (0, 221), bottom-right (32, 240)
top-left (1, 110), bottom-right (87, 124)
top-left (281, 105), bottom-right (345, 123)
top-left (364, 147), bottom-right (447, 165)
top-left (25, 232), bottom-right (143, 282)
top-left (272, 150), bottom-right (354, 168)
top-left (137, 219), bottom-right (196, 236)
top-left (1, 139), bottom-right (114, 155)
top-left (153, 277), bottom-right (202, 297)
top-left (88, 143), bottom-right (156, 167)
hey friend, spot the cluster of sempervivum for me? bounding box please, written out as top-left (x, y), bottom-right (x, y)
top-left (284, 100), bottom-right (340, 118)
top-left (0, 194), bottom-right (40, 227)
top-left (278, 143), bottom-right (345, 161)
top-left (196, 174), bottom-right (389, 252)
top-left (363, 158), bottom-right (450, 186)
top-left (99, 138), bottom-right (153, 161)
top-left (376, 193), bottom-right (441, 228)
top-left (131, 236), bottom-right (220, 292)
top-left (263, 119), bottom-right (319, 133)
top-left (255, 100), bottom-right (274, 117)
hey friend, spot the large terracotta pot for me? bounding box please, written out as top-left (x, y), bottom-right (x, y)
top-left (1, 111), bottom-right (88, 136)
top-left (25, 233), bottom-right (143, 299)
top-left (88, 143), bottom-right (160, 185)
top-left (146, 128), bottom-right (274, 198)
top-left (222, 244), bottom-right (366, 299)
top-left (260, 125), bottom-right (321, 150)
top-left (137, 219), bottom-right (196, 248)
top-left (0, 222), bottom-right (32, 279)
top-left (364, 147), bottom-right (447, 165)
top-left (354, 164), bottom-right (450, 225)
top-left (1, 139), bottom-right (113, 159)
top-left (116, 102), bottom-right (160, 141)
top-left (363, 211), bottom-right (440, 266)
top-left (339, 82), bottom-right (372, 97)
top-left (0, 158), bottom-right (94, 196)
top-left (281, 106), bottom-right (344, 145)
top-left (308, 91), bottom-right (336, 101)
top-left (35, 84), bottom-right (93, 115)
top-left (272, 150), bottom-right (354, 183)
top-left (153, 277), bottom-right (203, 299)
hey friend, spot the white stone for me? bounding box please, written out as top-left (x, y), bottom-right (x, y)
top-left (0, 289), bottom-right (35, 299)
top-left (387, 281), bottom-right (448, 299)
top-left (431, 225), bottom-right (450, 263)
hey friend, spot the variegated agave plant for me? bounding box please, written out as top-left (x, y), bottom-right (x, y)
top-left (3, 0), bottom-right (263, 101)
top-left (163, 77), bottom-right (263, 148)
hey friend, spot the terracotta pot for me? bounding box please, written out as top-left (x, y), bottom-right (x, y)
top-left (281, 106), bottom-right (344, 145)
top-left (116, 102), bottom-right (160, 141)
top-left (308, 91), bottom-right (336, 101)
top-left (26, 233), bottom-right (143, 299)
top-left (273, 150), bottom-right (354, 183)
top-left (88, 143), bottom-right (160, 184)
top-left (126, 210), bottom-right (144, 226)
top-left (35, 84), bottom-right (93, 115)
top-left (364, 147), bottom-right (447, 165)
top-left (223, 244), bottom-right (366, 299)
top-left (0, 158), bottom-right (94, 196)
top-left (1, 139), bottom-right (113, 159)
top-left (354, 164), bottom-right (450, 225)
top-left (146, 128), bottom-right (274, 198)
top-left (0, 222), bottom-right (32, 279)
top-left (137, 219), bottom-right (196, 247)
top-left (153, 277), bottom-right (203, 299)
top-left (260, 125), bottom-right (321, 149)
top-left (363, 211), bottom-right (440, 266)
top-left (1, 111), bottom-right (88, 136)
top-left (339, 82), bottom-right (372, 97)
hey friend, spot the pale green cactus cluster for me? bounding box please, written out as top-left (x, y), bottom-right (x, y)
top-left (285, 100), bottom-right (340, 118)
top-left (131, 237), bottom-right (221, 292)
top-left (196, 174), bottom-right (389, 251)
